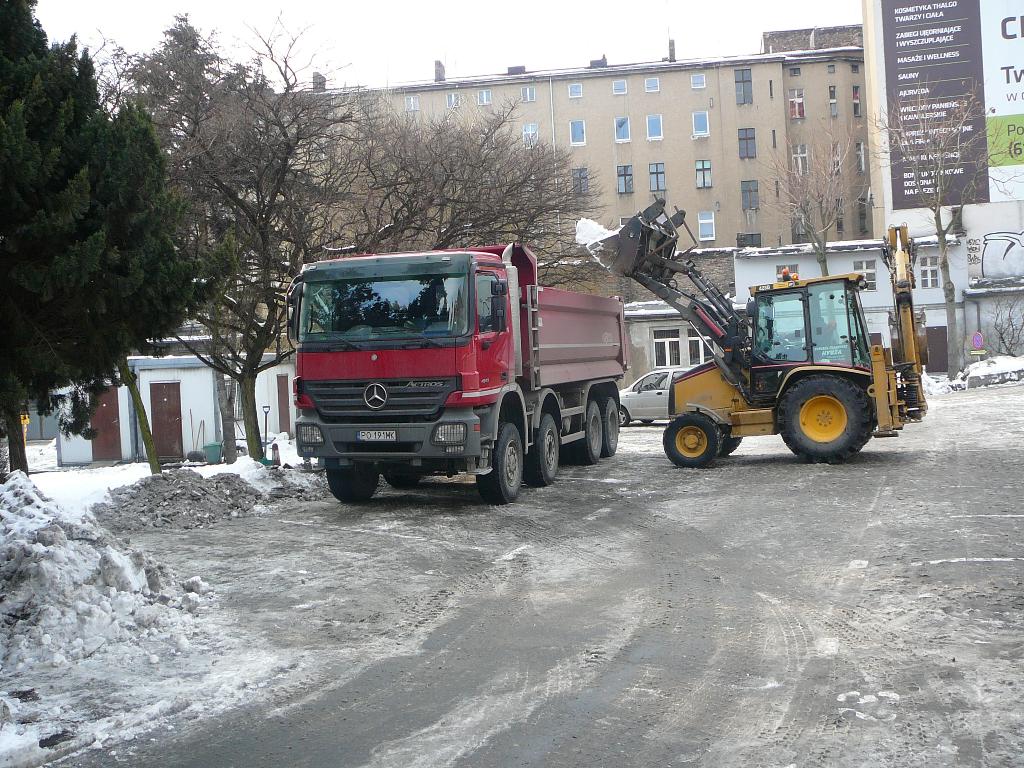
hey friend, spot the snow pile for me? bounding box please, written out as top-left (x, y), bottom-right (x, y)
top-left (575, 218), bottom-right (617, 248)
top-left (958, 355), bottom-right (1024, 388)
top-left (921, 370), bottom-right (953, 396)
top-left (0, 472), bottom-right (201, 671)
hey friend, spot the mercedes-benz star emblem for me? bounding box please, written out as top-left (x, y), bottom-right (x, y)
top-left (363, 382), bottom-right (388, 410)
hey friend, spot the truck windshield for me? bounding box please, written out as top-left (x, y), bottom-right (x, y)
top-left (299, 274), bottom-right (469, 342)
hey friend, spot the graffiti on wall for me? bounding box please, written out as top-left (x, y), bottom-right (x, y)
top-left (980, 232), bottom-right (1024, 278)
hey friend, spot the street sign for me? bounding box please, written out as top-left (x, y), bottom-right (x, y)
top-left (971, 331), bottom-right (985, 350)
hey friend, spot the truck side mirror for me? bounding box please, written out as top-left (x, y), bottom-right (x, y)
top-left (286, 281), bottom-right (303, 342)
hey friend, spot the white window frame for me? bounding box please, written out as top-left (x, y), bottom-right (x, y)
top-left (521, 85), bottom-right (536, 103)
top-left (697, 211), bottom-right (715, 241)
top-left (788, 88), bottom-right (805, 119)
top-left (692, 111), bottom-right (709, 138)
top-left (404, 94), bottom-right (420, 112)
top-left (919, 254), bottom-right (940, 288)
top-left (568, 82), bottom-right (583, 99)
top-left (645, 77), bottom-right (660, 93)
top-left (614, 116), bottom-right (631, 143)
top-left (792, 144), bottom-right (808, 175)
top-left (569, 119), bottom-right (586, 146)
top-left (853, 259), bottom-right (877, 291)
top-left (646, 114), bottom-right (663, 141)
top-left (691, 73), bottom-right (706, 89)
top-left (653, 328), bottom-right (682, 368)
top-left (856, 142), bottom-right (866, 173)
top-left (477, 89), bottom-right (492, 106)
top-left (612, 79), bottom-right (627, 95)
top-left (446, 92), bottom-right (460, 109)
top-left (687, 327), bottom-right (712, 365)
top-left (522, 122), bottom-right (539, 148)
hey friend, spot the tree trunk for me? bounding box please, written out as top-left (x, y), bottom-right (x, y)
top-left (2, 401), bottom-right (28, 475)
top-left (215, 374), bottom-right (238, 464)
top-left (237, 373), bottom-right (264, 460)
top-left (118, 359), bottom-right (161, 475)
top-left (935, 213), bottom-right (962, 376)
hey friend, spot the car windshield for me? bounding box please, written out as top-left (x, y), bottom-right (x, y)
top-left (299, 273), bottom-right (469, 342)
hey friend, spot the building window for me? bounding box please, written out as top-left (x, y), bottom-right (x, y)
top-left (835, 198), bottom-right (845, 235)
top-left (647, 114), bottom-right (663, 140)
top-left (832, 142), bottom-right (842, 173)
top-left (853, 259), bottom-right (877, 291)
top-left (653, 329), bottom-right (682, 367)
top-left (735, 68), bottom-right (753, 105)
top-left (769, 79), bottom-right (774, 99)
top-left (792, 144), bottom-right (808, 175)
top-left (645, 77), bottom-right (660, 93)
top-left (789, 66), bottom-right (801, 76)
top-left (571, 167), bottom-right (590, 195)
top-left (404, 94), bottom-right (420, 112)
top-left (568, 82), bottom-right (583, 98)
top-left (688, 328), bottom-right (713, 364)
top-left (788, 88), bottom-right (805, 119)
top-left (446, 92), bottom-right (460, 109)
top-left (521, 85), bottom-right (536, 103)
top-left (852, 63), bottom-right (860, 73)
top-left (614, 116), bottom-right (631, 142)
top-left (827, 63), bottom-right (836, 73)
top-left (697, 211), bottom-right (715, 241)
top-left (738, 128), bottom-right (756, 159)
top-left (829, 85), bottom-right (838, 117)
top-left (649, 162), bottom-right (667, 192)
top-left (737, 233), bottom-right (762, 247)
top-left (695, 160), bottom-right (712, 189)
top-left (741, 179), bottom-right (759, 209)
top-left (919, 254), bottom-right (940, 288)
top-left (612, 79), bottom-right (627, 95)
top-left (477, 89), bottom-right (492, 105)
top-left (570, 119), bottom-right (586, 146)
top-left (771, 128), bottom-right (777, 148)
top-left (616, 164), bottom-right (634, 194)
top-left (692, 111), bottom-right (709, 137)
top-left (853, 85), bottom-right (862, 117)
top-left (522, 123), bottom-right (539, 147)
top-left (775, 263), bottom-right (800, 280)
top-left (691, 73), bottom-right (706, 89)
top-left (857, 197), bottom-right (869, 233)
top-left (856, 142), bottom-right (866, 173)
top-left (793, 212), bottom-right (808, 242)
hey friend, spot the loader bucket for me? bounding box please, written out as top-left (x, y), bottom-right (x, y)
top-left (590, 199), bottom-right (680, 277)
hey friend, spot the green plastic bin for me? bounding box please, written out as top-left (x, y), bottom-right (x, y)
top-left (203, 442), bottom-right (223, 464)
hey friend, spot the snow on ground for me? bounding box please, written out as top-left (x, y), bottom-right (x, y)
top-left (24, 441), bottom-right (57, 473)
top-left (958, 354), bottom-right (1024, 387)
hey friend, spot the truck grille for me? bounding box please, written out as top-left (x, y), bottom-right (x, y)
top-left (305, 378), bottom-right (458, 423)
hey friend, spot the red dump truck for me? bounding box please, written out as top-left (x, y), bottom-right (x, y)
top-left (287, 243), bottom-right (628, 504)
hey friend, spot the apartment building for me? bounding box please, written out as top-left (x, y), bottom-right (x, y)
top-left (375, 27), bottom-right (872, 253)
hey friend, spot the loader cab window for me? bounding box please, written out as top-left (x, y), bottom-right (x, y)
top-left (808, 281), bottom-right (871, 368)
top-left (754, 291), bottom-right (808, 362)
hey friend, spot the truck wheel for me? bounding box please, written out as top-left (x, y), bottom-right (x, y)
top-left (524, 413), bottom-right (559, 487)
top-left (326, 465), bottom-right (380, 502)
top-left (600, 398), bottom-right (619, 457)
top-left (382, 469), bottom-right (422, 489)
top-left (778, 375), bottom-right (872, 464)
top-left (619, 405), bottom-right (632, 427)
top-left (663, 413), bottom-right (720, 468)
top-left (476, 422), bottom-right (523, 504)
top-left (719, 436), bottom-right (743, 457)
top-left (565, 399), bottom-right (603, 466)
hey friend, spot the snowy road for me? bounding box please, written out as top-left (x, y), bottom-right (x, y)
top-left (68, 385), bottom-right (1024, 767)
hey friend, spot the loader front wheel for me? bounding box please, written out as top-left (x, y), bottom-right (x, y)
top-left (663, 413), bottom-right (720, 468)
top-left (779, 375), bottom-right (872, 464)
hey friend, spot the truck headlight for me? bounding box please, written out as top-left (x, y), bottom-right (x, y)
top-left (297, 423), bottom-right (325, 446)
top-left (432, 423), bottom-right (466, 444)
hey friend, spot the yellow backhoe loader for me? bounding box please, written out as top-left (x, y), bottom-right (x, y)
top-left (595, 199), bottom-right (928, 466)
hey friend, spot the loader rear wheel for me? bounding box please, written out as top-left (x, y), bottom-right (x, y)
top-left (663, 413), bottom-right (720, 468)
top-left (326, 465), bottom-right (380, 503)
top-left (719, 436), bottom-right (743, 457)
top-left (779, 375), bottom-right (872, 464)
top-left (599, 397), bottom-right (619, 458)
top-left (524, 413), bottom-right (560, 487)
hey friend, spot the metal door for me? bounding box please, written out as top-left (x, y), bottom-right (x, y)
top-left (926, 326), bottom-right (948, 373)
top-left (150, 382), bottom-right (183, 459)
top-left (277, 375), bottom-right (291, 436)
top-left (90, 388), bottom-right (122, 461)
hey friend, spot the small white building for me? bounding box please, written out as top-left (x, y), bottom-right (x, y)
top-left (58, 356), bottom-right (296, 466)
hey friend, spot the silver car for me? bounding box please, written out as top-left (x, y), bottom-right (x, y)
top-left (618, 367), bottom-right (692, 426)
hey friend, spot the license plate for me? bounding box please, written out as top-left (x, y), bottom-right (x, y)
top-left (357, 430), bottom-right (397, 442)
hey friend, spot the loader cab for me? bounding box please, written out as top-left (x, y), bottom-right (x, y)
top-left (749, 276), bottom-right (872, 401)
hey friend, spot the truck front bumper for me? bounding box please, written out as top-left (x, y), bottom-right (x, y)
top-left (295, 407), bottom-right (483, 468)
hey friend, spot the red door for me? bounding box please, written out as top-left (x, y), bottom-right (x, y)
top-left (277, 375), bottom-right (291, 436)
top-left (150, 382), bottom-right (183, 459)
top-left (91, 388), bottom-right (122, 461)
top-left (926, 326), bottom-right (949, 373)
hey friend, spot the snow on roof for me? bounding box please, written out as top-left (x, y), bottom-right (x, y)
top-left (624, 300), bottom-right (679, 318)
top-left (964, 276), bottom-right (1024, 296)
top-left (733, 234), bottom-right (957, 260)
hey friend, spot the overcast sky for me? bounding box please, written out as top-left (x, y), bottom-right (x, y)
top-left (34, 0), bottom-right (864, 88)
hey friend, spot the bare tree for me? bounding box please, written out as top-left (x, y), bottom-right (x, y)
top-left (333, 97), bottom-right (600, 285)
top-left (130, 18), bottom-right (354, 459)
top-left (985, 294), bottom-right (1024, 355)
top-left (763, 121), bottom-right (866, 277)
top-left (877, 91), bottom-right (994, 375)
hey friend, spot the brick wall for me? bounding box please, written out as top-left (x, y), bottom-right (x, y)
top-left (762, 25), bottom-right (862, 52)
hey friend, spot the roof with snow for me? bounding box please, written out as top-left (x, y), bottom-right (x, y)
top-left (733, 234), bottom-right (956, 260)
top-left (964, 276), bottom-right (1024, 297)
